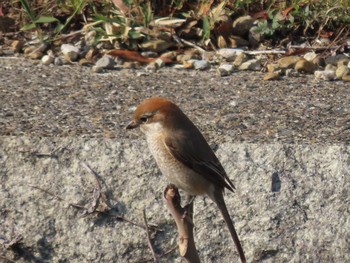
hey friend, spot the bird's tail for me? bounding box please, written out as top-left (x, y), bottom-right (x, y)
top-left (210, 189), bottom-right (247, 263)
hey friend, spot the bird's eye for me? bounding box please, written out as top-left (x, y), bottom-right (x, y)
top-left (140, 117), bottom-right (148, 123)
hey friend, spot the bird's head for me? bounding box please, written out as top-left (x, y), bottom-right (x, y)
top-left (126, 97), bottom-right (182, 134)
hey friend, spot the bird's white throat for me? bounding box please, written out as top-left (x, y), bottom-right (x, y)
top-left (140, 122), bottom-right (164, 135)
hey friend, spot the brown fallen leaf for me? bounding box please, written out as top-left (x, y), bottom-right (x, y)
top-left (108, 50), bottom-right (153, 63)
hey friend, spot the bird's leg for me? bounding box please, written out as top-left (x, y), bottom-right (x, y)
top-left (182, 193), bottom-right (195, 219)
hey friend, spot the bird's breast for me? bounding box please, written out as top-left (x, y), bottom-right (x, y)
top-left (145, 133), bottom-right (210, 196)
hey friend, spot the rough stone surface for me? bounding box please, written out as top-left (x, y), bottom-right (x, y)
top-left (0, 137), bottom-right (349, 263)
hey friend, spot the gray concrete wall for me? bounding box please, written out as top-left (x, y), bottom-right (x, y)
top-left (1, 136), bottom-right (349, 262)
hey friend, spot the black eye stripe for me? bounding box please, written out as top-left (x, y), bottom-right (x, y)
top-left (140, 112), bottom-right (156, 123)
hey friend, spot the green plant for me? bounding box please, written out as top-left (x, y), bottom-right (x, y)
top-left (19, 0), bottom-right (89, 41)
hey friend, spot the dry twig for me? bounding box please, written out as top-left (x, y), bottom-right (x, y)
top-left (143, 209), bottom-right (158, 262)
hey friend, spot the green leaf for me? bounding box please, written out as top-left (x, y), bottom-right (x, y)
top-left (35, 16), bottom-right (59, 24)
top-left (20, 23), bottom-right (36, 31)
top-left (128, 30), bottom-right (142, 39)
top-left (19, 0), bottom-right (35, 22)
top-left (202, 15), bottom-right (210, 41)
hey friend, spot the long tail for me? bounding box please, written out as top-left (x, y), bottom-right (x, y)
top-left (210, 190), bottom-right (247, 263)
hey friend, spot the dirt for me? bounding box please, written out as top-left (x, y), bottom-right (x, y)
top-left (0, 57), bottom-right (349, 144)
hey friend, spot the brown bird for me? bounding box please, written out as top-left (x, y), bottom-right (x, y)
top-left (126, 97), bottom-right (246, 262)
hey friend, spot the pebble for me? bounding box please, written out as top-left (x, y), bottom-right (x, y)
top-left (79, 58), bottom-right (92, 66)
top-left (61, 44), bottom-right (80, 61)
top-left (193, 60), bottom-right (210, 70)
top-left (27, 51), bottom-right (44, 60)
top-left (232, 15), bottom-right (255, 37)
top-left (217, 64), bottom-right (234, 76)
top-left (154, 58), bottom-right (165, 68)
top-left (342, 75), bottom-right (350, 82)
top-left (263, 72), bottom-right (279, 81)
top-left (312, 56), bottom-right (326, 67)
top-left (325, 54), bottom-right (348, 65)
top-left (266, 63), bottom-right (279, 73)
top-left (24, 46), bottom-right (36, 54)
top-left (217, 48), bottom-right (244, 61)
top-left (41, 55), bottom-right (54, 65)
top-left (145, 63), bottom-right (157, 72)
top-left (54, 57), bottom-right (64, 66)
top-left (229, 35), bottom-right (249, 48)
top-left (278, 56), bottom-right (301, 69)
top-left (11, 40), bottom-right (24, 53)
top-left (123, 61), bottom-right (141, 69)
top-left (92, 66), bottom-right (104, 73)
top-left (325, 64), bottom-right (337, 71)
top-left (303, 52), bottom-right (317, 62)
top-left (85, 48), bottom-right (98, 60)
top-left (295, 59), bottom-right (317, 74)
top-left (95, 55), bottom-right (115, 69)
top-left (238, 59), bottom-right (261, 71)
top-left (337, 59), bottom-right (349, 67)
top-left (233, 53), bottom-right (248, 67)
top-left (314, 70), bottom-right (335, 81)
top-left (335, 65), bottom-right (349, 79)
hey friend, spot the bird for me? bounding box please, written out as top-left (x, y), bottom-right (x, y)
top-left (126, 97), bottom-right (246, 262)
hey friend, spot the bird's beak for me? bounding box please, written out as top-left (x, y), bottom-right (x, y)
top-left (126, 120), bottom-right (139, 130)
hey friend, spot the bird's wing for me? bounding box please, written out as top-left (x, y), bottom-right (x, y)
top-left (164, 129), bottom-right (235, 192)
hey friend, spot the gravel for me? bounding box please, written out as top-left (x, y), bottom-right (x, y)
top-left (0, 57), bottom-right (349, 144)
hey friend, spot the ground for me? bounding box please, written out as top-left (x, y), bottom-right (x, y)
top-left (1, 57), bottom-right (349, 143)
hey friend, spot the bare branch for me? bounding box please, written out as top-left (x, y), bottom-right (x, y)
top-left (164, 185), bottom-right (201, 263)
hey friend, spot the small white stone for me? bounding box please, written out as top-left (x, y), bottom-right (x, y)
top-left (92, 66), bottom-right (104, 73)
top-left (303, 52), bottom-right (317, 62)
top-left (154, 58), bottom-right (164, 68)
top-left (193, 60), bottom-right (210, 70)
top-left (314, 70), bottom-right (335, 81)
top-left (217, 64), bottom-right (234, 76)
top-left (61, 44), bottom-right (80, 61)
top-left (238, 59), bottom-right (261, 71)
top-left (325, 54), bottom-right (348, 66)
top-left (217, 48), bottom-right (244, 61)
top-left (41, 55), bottom-right (54, 65)
top-left (95, 55), bottom-right (115, 69)
top-left (145, 63), bottom-right (157, 72)
top-left (54, 57), bottom-right (64, 66)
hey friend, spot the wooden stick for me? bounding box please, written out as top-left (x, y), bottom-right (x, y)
top-left (163, 185), bottom-right (201, 263)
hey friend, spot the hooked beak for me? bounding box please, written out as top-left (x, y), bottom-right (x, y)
top-left (126, 120), bottom-right (139, 130)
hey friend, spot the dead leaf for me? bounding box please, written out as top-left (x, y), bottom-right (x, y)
top-left (110, 0), bottom-right (129, 13)
top-left (108, 50), bottom-right (153, 63)
top-left (282, 7), bottom-right (295, 17)
top-left (320, 31), bottom-right (334, 38)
